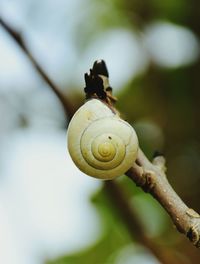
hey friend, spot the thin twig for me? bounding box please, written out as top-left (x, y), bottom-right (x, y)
top-left (0, 17), bottom-right (74, 119)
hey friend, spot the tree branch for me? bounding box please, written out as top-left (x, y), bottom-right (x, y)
top-left (0, 17), bottom-right (74, 119)
top-left (86, 61), bottom-right (200, 249)
top-left (126, 149), bottom-right (200, 248)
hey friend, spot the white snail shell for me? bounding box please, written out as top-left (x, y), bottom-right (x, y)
top-left (67, 99), bottom-right (138, 180)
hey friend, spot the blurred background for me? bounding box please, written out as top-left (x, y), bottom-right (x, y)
top-left (0, 0), bottom-right (200, 263)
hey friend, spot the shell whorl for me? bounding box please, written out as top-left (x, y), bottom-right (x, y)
top-left (67, 99), bottom-right (138, 180)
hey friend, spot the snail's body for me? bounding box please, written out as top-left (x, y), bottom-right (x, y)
top-left (67, 99), bottom-right (138, 180)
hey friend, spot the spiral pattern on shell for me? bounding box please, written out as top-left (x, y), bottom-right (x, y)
top-left (67, 99), bottom-right (138, 180)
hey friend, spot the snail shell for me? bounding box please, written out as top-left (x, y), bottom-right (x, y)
top-left (67, 99), bottom-right (138, 180)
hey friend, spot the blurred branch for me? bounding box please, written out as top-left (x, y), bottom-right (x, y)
top-left (104, 181), bottom-right (181, 264)
top-left (0, 17), bottom-right (74, 120)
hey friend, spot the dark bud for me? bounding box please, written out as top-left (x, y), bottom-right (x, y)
top-left (84, 72), bottom-right (93, 94)
top-left (84, 68), bottom-right (107, 99)
top-left (92, 59), bottom-right (109, 77)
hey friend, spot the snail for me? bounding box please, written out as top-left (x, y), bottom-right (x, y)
top-left (67, 60), bottom-right (139, 180)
